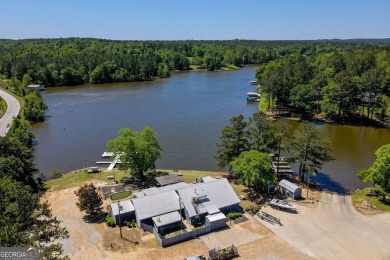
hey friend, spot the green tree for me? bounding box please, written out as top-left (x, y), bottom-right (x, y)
top-left (215, 115), bottom-right (248, 169)
top-left (357, 144), bottom-right (390, 200)
top-left (322, 72), bottom-right (361, 118)
top-left (0, 178), bottom-right (69, 259)
top-left (107, 126), bottom-right (162, 179)
top-left (231, 150), bottom-right (275, 189)
top-left (0, 137), bottom-right (38, 189)
top-left (76, 183), bottom-right (103, 215)
top-left (311, 71), bottom-right (328, 115)
top-left (289, 122), bottom-right (333, 181)
top-left (24, 91), bottom-right (48, 123)
top-left (289, 84), bottom-right (316, 117)
top-left (271, 119), bottom-right (290, 178)
top-left (8, 117), bottom-right (34, 147)
top-left (247, 111), bottom-right (275, 153)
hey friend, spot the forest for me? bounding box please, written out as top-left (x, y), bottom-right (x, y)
top-left (0, 38), bottom-right (389, 125)
top-left (256, 44), bottom-right (390, 125)
top-left (0, 38), bottom-right (388, 88)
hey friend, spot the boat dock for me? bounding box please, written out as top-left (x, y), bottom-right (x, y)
top-left (96, 152), bottom-right (123, 171)
top-left (272, 159), bottom-right (293, 175)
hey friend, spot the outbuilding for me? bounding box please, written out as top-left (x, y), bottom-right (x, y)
top-left (110, 200), bottom-right (135, 225)
top-left (279, 179), bottom-right (301, 199)
top-left (27, 84), bottom-right (45, 91)
top-left (205, 212), bottom-right (226, 230)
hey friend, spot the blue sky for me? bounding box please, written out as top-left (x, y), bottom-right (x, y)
top-left (0, 0), bottom-right (389, 40)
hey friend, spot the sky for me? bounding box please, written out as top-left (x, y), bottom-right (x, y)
top-left (0, 0), bottom-right (389, 40)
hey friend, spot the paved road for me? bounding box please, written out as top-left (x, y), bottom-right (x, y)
top-left (0, 89), bottom-right (20, 136)
top-left (258, 193), bottom-right (390, 259)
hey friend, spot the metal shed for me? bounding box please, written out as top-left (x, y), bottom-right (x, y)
top-left (279, 179), bottom-right (302, 199)
top-left (110, 200), bottom-right (135, 225)
top-left (205, 212), bottom-right (227, 230)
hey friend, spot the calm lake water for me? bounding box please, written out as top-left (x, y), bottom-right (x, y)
top-left (32, 65), bottom-right (390, 193)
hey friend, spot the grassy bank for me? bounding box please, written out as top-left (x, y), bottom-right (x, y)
top-left (189, 65), bottom-right (240, 72)
top-left (0, 95), bottom-right (7, 117)
top-left (45, 168), bottom-right (256, 209)
top-left (221, 65), bottom-right (240, 71)
top-left (45, 168), bottom-right (129, 191)
top-left (0, 86), bottom-right (25, 115)
top-left (259, 94), bottom-right (267, 112)
top-left (352, 187), bottom-right (390, 212)
top-left (45, 168), bottom-right (224, 191)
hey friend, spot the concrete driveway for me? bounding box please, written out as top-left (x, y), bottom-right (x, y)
top-left (257, 193), bottom-right (390, 259)
top-left (0, 89), bottom-right (20, 136)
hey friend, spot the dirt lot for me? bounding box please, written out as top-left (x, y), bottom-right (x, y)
top-left (43, 183), bottom-right (311, 260)
top-left (258, 192), bottom-right (390, 259)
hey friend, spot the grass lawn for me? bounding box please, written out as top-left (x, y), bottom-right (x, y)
top-left (45, 168), bottom-right (129, 191)
top-left (221, 65), bottom-right (239, 71)
top-left (110, 190), bottom-right (132, 201)
top-left (259, 95), bottom-right (268, 112)
top-left (189, 65), bottom-right (206, 71)
top-left (0, 96), bottom-right (7, 117)
top-left (46, 168), bottom-right (223, 191)
top-left (164, 169), bottom-right (220, 184)
top-left (352, 187), bottom-right (390, 212)
top-left (46, 168), bottom-right (261, 210)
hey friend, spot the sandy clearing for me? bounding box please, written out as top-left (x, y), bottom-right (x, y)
top-left (44, 185), bottom-right (310, 259)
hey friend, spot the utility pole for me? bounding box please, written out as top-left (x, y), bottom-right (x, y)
top-left (118, 200), bottom-right (123, 238)
top-left (307, 173), bottom-right (310, 199)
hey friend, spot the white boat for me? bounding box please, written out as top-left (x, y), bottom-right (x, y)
top-left (247, 92), bottom-right (261, 102)
top-left (269, 199), bottom-right (297, 211)
top-left (250, 80), bottom-right (258, 85)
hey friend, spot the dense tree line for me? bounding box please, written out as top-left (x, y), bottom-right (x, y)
top-left (256, 45), bottom-right (390, 125)
top-left (358, 143), bottom-right (390, 200)
top-left (0, 78), bottom-right (48, 123)
top-left (1, 38), bottom-right (386, 88)
top-left (216, 112), bottom-right (333, 189)
top-left (1, 80), bottom-right (65, 257)
top-left (0, 118), bottom-right (69, 259)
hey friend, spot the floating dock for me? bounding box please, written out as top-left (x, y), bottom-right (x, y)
top-left (97, 152), bottom-right (123, 171)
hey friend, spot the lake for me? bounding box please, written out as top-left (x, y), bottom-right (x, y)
top-left (32, 65), bottom-right (390, 193)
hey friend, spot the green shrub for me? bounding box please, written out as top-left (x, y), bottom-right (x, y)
top-left (248, 204), bottom-right (261, 215)
top-left (226, 212), bottom-right (242, 220)
top-left (105, 214), bottom-right (116, 227)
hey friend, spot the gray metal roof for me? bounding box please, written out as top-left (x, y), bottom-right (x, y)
top-left (142, 182), bottom-right (190, 196)
top-left (155, 174), bottom-right (182, 186)
top-left (110, 200), bottom-right (134, 216)
top-left (152, 211), bottom-right (182, 228)
top-left (200, 176), bottom-right (216, 183)
top-left (132, 191), bottom-right (180, 221)
top-left (134, 191), bottom-right (146, 198)
top-left (279, 179), bottom-right (301, 192)
top-left (206, 212), bottom-right (226, 222)
top-left (205, 205), bottom-right (220, 215)
top-left (177, 178), bottom-right (240, 218)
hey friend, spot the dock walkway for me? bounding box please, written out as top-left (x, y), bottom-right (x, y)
top-left (96, 152), bottom-right (123, 171)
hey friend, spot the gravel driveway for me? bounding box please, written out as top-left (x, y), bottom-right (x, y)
top-left (258, 192), bottom-right (390, 259)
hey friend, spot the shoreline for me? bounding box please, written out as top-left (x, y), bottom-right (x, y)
top-left (45, 167), bottom-right (389, 215)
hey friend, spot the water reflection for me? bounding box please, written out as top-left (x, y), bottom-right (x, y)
top-left (32, 65), bottom-right (390, 191)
